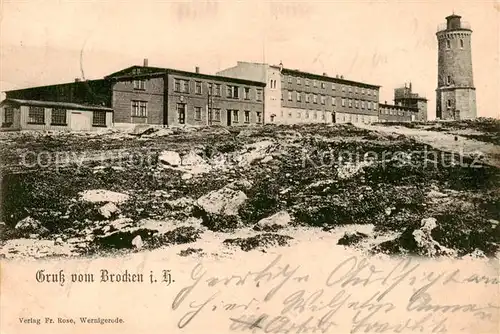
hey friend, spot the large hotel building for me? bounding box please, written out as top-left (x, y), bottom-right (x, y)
top-left (217, 62), bottom-right (380, 124)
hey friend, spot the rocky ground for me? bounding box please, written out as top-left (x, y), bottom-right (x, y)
top-left (0, 120), bottom-right (499, 260)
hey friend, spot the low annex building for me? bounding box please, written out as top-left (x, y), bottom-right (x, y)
top-left (1, 79), bottom-right (113, 131)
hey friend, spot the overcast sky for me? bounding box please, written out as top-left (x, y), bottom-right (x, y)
top-left (1, 0), bottom-right (499, 119)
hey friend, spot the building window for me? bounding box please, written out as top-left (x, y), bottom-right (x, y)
top-left (244, 87), bottom-right (250, 99)
top-left (355, 100), bottom-right (359, 108)
top-left (332, 84), bottom-right (335, 90)
top-left (305, 94), bottom-right (310, 103)
top-left (4, 107), bottom-right (14, 124)
top-left (348, 99), bottom-right (353, 108)
top-left (313, 110), bottom-right (318, 119)
top-left (177, 103), bottom-right (186, 124)
top-left (321, 82), bottom-right (326, 89)
top-left (214, 84), bottom-right (221, 96)
top-left (296, 111), bottom-right (301, 118)
top-left (368, 102), bottom-right (372, 109)
top-left (297, 78), bottom-right (301, 85)
top-left (195, 81), bottom-right (202, 94)
top-left (227, 85), bottom-right (239, 98)
top-left (256, 89), bottom-right (263, 101)
top-left (349, 87), bottom-right (352, 93)
top-left (321, 111), bottom-right (325, 120)
top-left (332, 97), bottom-right (336, 106)
top-left (342, 85), bottom-right (346, 92)
top-left (244, 110), bottom-right (250, 123)
top-left (194, 106), bottom-right (202, 121)
top-left (256, 111), bottom-right (262, 123)
top-left (288, 76), bottom-right (293, 83)
top-left (447, 100), bottom-right (452, 108)
top-left (233, 110), bottom-right (239, 122)
top-left (50, 108), bottom-right (67, 125)
top-left (313, 80), bottom-right (317, 87)
top-left (361, 101), bottom-right (365, 109)
top-left (175, 78), bottom-right (190, 93)
top-left (305, 79), bottom-right (309, 86)
top-left (447, 75), bottom-right (451, 85)
top-left (131, 100), bottom-right (147, 117)
top-left (297, 92), bottom-right (301, 102)
top-left (313, 95), bottom-right (317, 104)
top-left (133, 79), bottom-right (146, 90)
top-left (341, 98), bottom-right (346, 107)
top-left (321, 95), bottom-right (326, 105)
top-left (460, 39), bottom-right (464, 48)
top-left (208, 83), bottom-right (213, 95)
top-left (373, 103), bottom-right (377, 110)
top-left (355, 87), bottom-right (358, 94)
top-left (212, 108), bottom-right (221, 121)
top-left (288, 91), bottom-right (292, 101)
top-left (305, 110), bottom-right (310, 118)
top-left (367, 90), bottom-right (371, 96)
top-left (28, 106), bottom-right (45, 124)
top-left (362, 88), bottom-right (365, 95)
top-left (446, 39), bottom-right (450, 48)
top-left (92, 111), bottom-right (106, 126)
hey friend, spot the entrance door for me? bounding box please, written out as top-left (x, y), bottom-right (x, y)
top-left (70, 111), bottom-right (91, 131)
top-left (177, 104), bottom-right (186, 124)
top-left (226, 110), bottom-right (232, 126)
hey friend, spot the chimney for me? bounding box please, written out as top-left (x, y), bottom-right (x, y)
top-left (323, 72), bottom-right (328, 76)
top-left (340, 75), bottom-right (344, 79)
top-left (195, 66), bottom-right (200, 74)
top-left (279, 61), bottom-right (283, 72)
top-left (75, 78), bottom-right (81, 82)
top-left (336, 75), bottom-right (339, 78)
top-left (143, 58), bottom-right (149, 67)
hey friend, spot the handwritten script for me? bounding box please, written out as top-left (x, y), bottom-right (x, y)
top-left (171, 255), bottom-right (499, 333)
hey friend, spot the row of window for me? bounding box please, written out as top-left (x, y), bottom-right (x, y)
top-left (283, 77), bottom-right (378, 96)
top-left (176, 103), bottom-right (262, 124)
top-left (173, 78), bottom-right (263, 101)
top-left (337, 114), bottom-right (375, 124)
top-left (446, 39), bottom-right (465, 49)
top-left (284, 92), bottom-right (378, 110)
top-left (380, 109), bottom-right (410, 116)
top-left (280, 109), bottom-right (327, 120)
top-left (25, 106), bottom-right (106, 126)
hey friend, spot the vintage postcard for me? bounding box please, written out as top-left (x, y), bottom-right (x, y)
top-left (0, 1), bottom-right (499, 333)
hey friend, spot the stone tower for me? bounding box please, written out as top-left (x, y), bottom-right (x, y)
top-left (436, 14), bottom-right (476, 120)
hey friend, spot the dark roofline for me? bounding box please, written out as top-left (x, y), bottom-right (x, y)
top-left (280, 68), bottom-right (380, 89)
top-left (106, 65), bottom-right (266, 87)
top-left (0, 98), bottom-right (113, 111)
top-left (394, 96), bottom-right (428, 102)
top-left (4, 79), bottom-right (109, 94)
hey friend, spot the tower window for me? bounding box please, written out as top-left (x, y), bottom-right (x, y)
top-left (447, 76), bottom-right (451, 85)
top-left (446, 40), bottom-right (450, 48)
top-left (447, 100), bottom-right (452, 108)
top-left (460, 39), bottom-right (464, 48)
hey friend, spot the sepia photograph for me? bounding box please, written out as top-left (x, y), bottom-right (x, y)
top-left (1, 1), bottom-right (499, 333)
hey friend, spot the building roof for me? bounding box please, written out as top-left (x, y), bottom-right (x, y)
top-left (105, 65), bottom-right (267, 86)
top-left (4, 79), bottom-right (109, 94)
top-left (0, 98), bottom-right (113, 111)
top-left (280, 67), bottom-right (381, 89)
